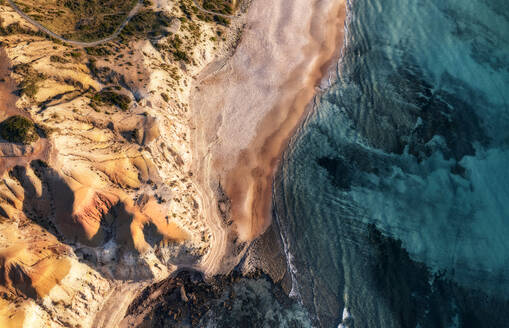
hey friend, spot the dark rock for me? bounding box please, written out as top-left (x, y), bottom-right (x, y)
top-left (123, 268), bottom-right (303, 327)
top-left (179, 286), bottom-right (188, 302)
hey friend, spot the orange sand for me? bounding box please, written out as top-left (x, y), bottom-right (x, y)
top-left (192, 0), bottom-right (347, 242)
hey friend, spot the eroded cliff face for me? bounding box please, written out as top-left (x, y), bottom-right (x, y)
top-left (0, 0), bottom-right (240, 326)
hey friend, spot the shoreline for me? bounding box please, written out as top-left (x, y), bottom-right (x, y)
top-left (226, 0), bottom-right (347, 241)
top-left (191, 0), bottom-right (347, 252)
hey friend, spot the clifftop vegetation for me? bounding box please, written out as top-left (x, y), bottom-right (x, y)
top-left (0, 115), bottom-right (39, 144)
top-left (91, 90), bottom-right (131, 111)
top-left (200, 0), bottom-right (235, 16)
top-left (11, 0), bottom-right (138, 41)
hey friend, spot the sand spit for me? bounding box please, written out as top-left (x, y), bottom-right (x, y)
top-left (192, 0), bottom-right (346, 242)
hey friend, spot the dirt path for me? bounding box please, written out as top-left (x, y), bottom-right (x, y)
top-left (6, 0), bottom-right (237, 48)
top-left (191, 135), bottom-right (229, 275)
top-left (5, 0), bottom-right (142, 47)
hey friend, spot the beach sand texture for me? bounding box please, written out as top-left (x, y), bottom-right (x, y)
top-left (192, 0), bottom-right (346, 243)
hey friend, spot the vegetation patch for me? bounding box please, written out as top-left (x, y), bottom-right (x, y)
top-left (167, 35), bottom-right (190, 63)
top-left (91, 90), bottom-right (131, 111)
top-left (11, 0), bottom-right (138, 41)
top-left (161, 93), bottom-right (169, 102)
top-left (120, 9), bottom-right (173, 40)
top-left (13, 63), bottom-right (45, 98)
top-left (0, 21), bottom-right (46, 37)
top-left (0, 115), bottom-right (39, 144)
top-left (200, 0), bottom-right (235, 15)
top-left (193, 0), bottom-right (234, 26)
top-left (50, 55), bottom-right (70, 63)
top-left (85, 46), bottom-right (113, 56)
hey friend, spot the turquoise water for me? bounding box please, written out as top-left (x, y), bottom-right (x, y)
top-left (274, 0), bottom-right (509, 326)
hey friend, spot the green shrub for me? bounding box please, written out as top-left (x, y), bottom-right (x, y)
top-left (195, 0), bottom-right (234, 26)
top-left (85, 46), bottom-right (112, 56)
top-left (50, 55), bottom-right (70, 63)
top-left (20, 78), bottom-right (40, 98)
top-left (69, 51), bottom-right (82, 58)
top-left (120, 9), bottom-right (172, 40)
top-left (0, 22), bottom-right (46, 37)
top-left (36, 124), bottom-right (55, 137)
top-left (13, 63), bottom-right (44, 98)
top-left (171, 49), bottom-right (189, 62)
top-left (30, 0), bottom-right (140, 41)
top-left (213, 15), bottom-right (230, 26)
top-left (0, 115), bottom-right (39, 144)
top-left (167, 35), bottom-right (190, 63)
top-left (202, 0), bottom-right (234, 15)
top-left (91, 90), bottom-right (131, 111)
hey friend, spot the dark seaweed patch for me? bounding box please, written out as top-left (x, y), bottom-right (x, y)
top-left (317, 157), bottom-right (352, 190)
top-left (348, 224), bottom-right (509, 328)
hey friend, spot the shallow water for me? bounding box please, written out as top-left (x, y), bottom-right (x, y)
top-left (273, 0), bottom-right (509, 326)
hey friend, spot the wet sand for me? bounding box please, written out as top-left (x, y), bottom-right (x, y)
top-left (192, 0), bottom-right (347, 248)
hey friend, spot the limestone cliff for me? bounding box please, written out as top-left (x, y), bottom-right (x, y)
top-left (0, 0), bottom-right (241, 326)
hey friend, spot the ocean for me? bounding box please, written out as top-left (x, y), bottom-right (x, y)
top-left (273, 0), bottom-right (509, 327)
top-left (130, 0), bottom-right (509, 326)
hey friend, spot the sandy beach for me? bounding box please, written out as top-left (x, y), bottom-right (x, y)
top-left (192, 0), bottom-right (346, 272)
top-left (0, 0), bottom-right (348, 324)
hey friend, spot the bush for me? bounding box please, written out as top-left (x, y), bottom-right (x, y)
top-left (69, 51), bottom-right (82, 58)
top-left (13, 63), bottom-right (44, 98)
top-left (0, 115), bottom-right (39, 144)
top-left (25, 0), bottom-right (140, 42)
top-left (85, 46), bottom-right (112, 56)
top-left (202, 0), bottom-right (234, 15)
top-left (36, 124), bottom-right (55, 137)
top-left (213, 15), bottom-right (230, 26)
top-left (167, 35), bottom-right (190, 63)
top-left (120, 9), bottom-right (172, 40)
top-left (92, 90), bottom-right (131, 111)
top-left (50, 55), bottom-right (70, 63)
top-left (20, 80), bottom-right (39, 98)
top-left (195, 0), bottom-right (233, 26)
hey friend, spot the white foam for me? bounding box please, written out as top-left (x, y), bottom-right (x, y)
top-left (337, 307), bottom-right (352, 327)
top-left (273, 205), bottom-right (302, 301)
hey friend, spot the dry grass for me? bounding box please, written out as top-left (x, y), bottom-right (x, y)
top-left (12, 0), bottom-right (138, 41)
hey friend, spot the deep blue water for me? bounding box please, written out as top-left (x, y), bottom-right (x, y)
top-left (273, 0), bottom-right (509, 327)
